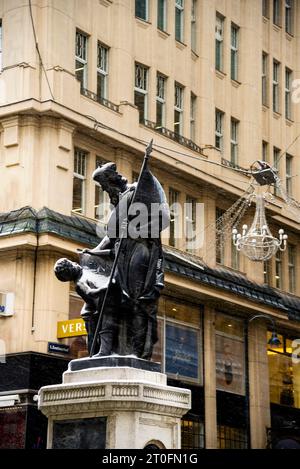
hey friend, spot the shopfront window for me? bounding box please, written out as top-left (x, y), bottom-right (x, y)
top-left (268, 331), bottom-right (300, 408)
top-left (217, 424), bottom-right (247, 449)
top-left (0, 408), bottom-right (26, 449)
top-left (181, 415), bottom-right (205, 449)
top-left (215, 313), bottom-right (246, 396)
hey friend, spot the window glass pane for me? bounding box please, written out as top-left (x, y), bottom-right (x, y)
top-left (181, 417), bottom-right (205, 449)
top-left (0, 409), bottom-right (26, 449)
top-left (72, 177), bottom-right (84, 213)
top-left (134, 90), bottom-right (146, 122)
top-left (135, 0), bottom-right (147, 20)
top-left (268, 352), bottom-right (300, 408)
top-left (157, 0), bottom-right (166, 30)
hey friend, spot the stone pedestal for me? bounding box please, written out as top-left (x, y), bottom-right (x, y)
top-left (38, 357), bottom-right (191, 449)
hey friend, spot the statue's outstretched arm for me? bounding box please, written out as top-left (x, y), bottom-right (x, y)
top-left (78, 235), bottom-right (113, 256)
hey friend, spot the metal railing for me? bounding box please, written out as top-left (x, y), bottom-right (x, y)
top-left (81, 86), bottom-right (119, 113)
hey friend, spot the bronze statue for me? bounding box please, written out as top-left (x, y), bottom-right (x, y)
top-left (54, 142), bottom-right (169, 361)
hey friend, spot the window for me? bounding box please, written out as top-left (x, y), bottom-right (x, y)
top-left (285, 0), bottom-right (293, 34)
top-left (273, 60), bottom-right (280, 113)
top-left (230, 118), bottom-right (239, 165)
top-left (215, 14), bottom-right (224, 71)
top-left (75, 30), bottom-right (88, 89)
top-left (268, 330), bottom-right (300, 408)
top-left (274, 147), bottom-right (281, 196)
top-left (97, 42), bottom-right (108, 100)
top-left (0, 20), bottom-right (2, 72)
top-left (264, 260), bottom-right (272, 284)
top-left (231, 237), bottom-right (240, 270)
top-left (286, 154), bottom-right (293, 196)
top-left (216, 207), bottom-right (225, 264)
top-left (94, 157), bottom-right (110, 221)
top-left (262, 141), bottom-right (269, 162)
top-left (156, 73), bottom-right (166, 128)
top-left (215, 110), bottom-right (224, 152)
top-left (191, 0), bottom-right (197, 52)
top-left (190, 93), bottom-right (196, 141)
top-left (174, 82), bottom-right (184, 135)
top-left (134, 63), bottom-right (148, 123)
top-left (262, 52), bottom-right (268, 106)
top-left (230, 24), bottom-right (239, 81)
top-left (186, 195), bottom-right (197, 252)
top-left (157, 0), bottom-right (167, 31)
top-left (73, 148), bottom-right (87, 214)
top-left (217, 425), bottom-right (248, 449)
top-left (181, 416), bottom-right (205, 449)
top-left (175, 0), bottom-right (184, 42)
top-left (273, 0), bottom-right (281, 25)
top-left (288, 244), bottom-right (296, 293)
top-left (215, 314), bottom-right (246, 396)
top-left (169, 188), bottom-right (180, 247)
top-left (135, 0), bottom-right (148, 21)
top-left (285, 68), bottom-right (292, 120)
top-left (275, 249), bottom-right (282, 289)
top-left (262, 0), bottom-right (270, 17)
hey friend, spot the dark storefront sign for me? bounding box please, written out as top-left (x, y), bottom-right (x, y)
top-left (48, 342), bottom-right (70, 355)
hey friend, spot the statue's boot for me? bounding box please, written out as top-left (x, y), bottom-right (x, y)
top-left (93, 332), bottom-right (113, 357)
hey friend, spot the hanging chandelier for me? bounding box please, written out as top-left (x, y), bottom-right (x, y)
top-left (232, 194), bottom-right (287, 261)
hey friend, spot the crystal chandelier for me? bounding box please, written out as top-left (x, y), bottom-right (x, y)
top-left (232, 195), bottom-right (287, 261)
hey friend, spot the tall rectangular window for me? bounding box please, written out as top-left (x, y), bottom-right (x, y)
top-left (273, 60), bottom-right (280, 113)
top-left (73, 148), bottom-right (87, 214)
top-left (134, 63), bottom-right (148, 123)
top-left (156, 73), bottom-right (166, 128)
top-left (175, 0), bottom-right (184, 42)
top-left (273, 0), bottom-right (281, 25)
top-left (274, 146), bottom-right (281, 196)
top-left (191, 0), bottom-right (197, 52)
top-left (174, 82), bottom-right (184, 135)
top-left (190, 93), bottom-right (196, 141)
top-left (288, 244), bottom-right (296, 293)
top-left (94, 156), bottom-right (110, 221)
top-left (97, 42), bottom-right (108, 100)
top-left (275, 250), bottom-right (282, 289)
top-left (285, 68), bottom-right (292, 120)
top-left (285, 0), bottom-right (293, 34)
top-left (135, 0), bottom-right (148, 21)
top-left (262, 52), bottom-right (268, 106)
top-left (230, 118), bottom-right (239, 165)
top-left (215, 14), bottom-right (224, 72)
top-left (262, 141), bottom-right (269, 162)
top-left (0, 20), bottom-right (2, 71)
top-left (186, 195), bottom-right (197, 252)
top-left (75, 30), bottom-right (88, 89)
top-left (264, 260), bottom-right (272, 284)
top-left (262, 0), bottom-right (270, 17)
top-left (216, 208), bottom-right (225, 264)
top-left (157, 0), bottom-right (167, 31)
top-left (286, 154), bottom-right (293, 196)
top-left (215, 110), bottom-right (224, 152)
top-left (230, 24), bottom-right (239, 81)
top-left (169, 188), bottom-right (180, 247)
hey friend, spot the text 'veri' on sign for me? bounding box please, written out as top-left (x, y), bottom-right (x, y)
top-left (57, 318), bottom-right (87, 339)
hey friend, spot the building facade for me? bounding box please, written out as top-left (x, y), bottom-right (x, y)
top-left (0, 0), bottom-right (300, 449)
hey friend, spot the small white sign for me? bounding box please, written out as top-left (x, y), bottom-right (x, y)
top-left (0, 292), bottom-right (14, 316)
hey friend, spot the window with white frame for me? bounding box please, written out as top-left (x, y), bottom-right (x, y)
top-left (94, 156), bottom-right (110, 221)
top-left (135, 0), bottom-right (148, 21)
top-left (75, 30), bottom-right (88, 89)
top-left (286, 154), bottom-right (293, 196)
top-left (73, 148), bottom-right (87, 214)
top-left (275, 249), bottom-right (282, 289)
top-left (169, 188), bottom-right (180, 247)
top-left (175, 0), bottom-right (184, 42)
top-left (262, 0), bottom-right (270, 17)
top-left (156, 73), bottom-right (166, 128)
top-left (288, 244), bottom-right (296, 293)
top-left (186, 195), bottom-right (197, 252)
top-left (273, 60), bottom-right (280, 113)
top-left (0, 20), bottom-right (2, 72)
top-left (215, 13), bottom-right (224, 72)
top-left (157, 0), bottom-right (167, 31)
top-left (190, 93), bottom-right (196, 141)
top-left (174, 82), bottom-right (184, 135)
top-left (134, 63), bottom-right (148, 123)
top-left (285, 0), bottom-right (293, 34)
top-left (97, 42), bottom-right (108, 100)
top-left (273, 0), bottom-right (281, 26)
top-left (215, 109), bottom-right (224, 152)
top-left (262, 52), bottom-right (268, 106)
top-left (230, 24), bottom-right (239, 81)
top-left (274, 146), bottom-right (281, 196)
top-left (230, 118), bottom-right (239, 165)
top-left (191, 0), bottom-right (197, 52)
top-left (285, 68), bottom-right (292, 120)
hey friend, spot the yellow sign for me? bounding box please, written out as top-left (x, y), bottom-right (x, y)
top-left (57, 318), bottom-right (87, 338)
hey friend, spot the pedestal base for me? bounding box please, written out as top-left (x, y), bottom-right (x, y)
top-left (38, 359), bottom-right (191, 449)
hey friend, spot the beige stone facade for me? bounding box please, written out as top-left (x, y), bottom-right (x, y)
top-left (1, 0), bottom-right (300, 449)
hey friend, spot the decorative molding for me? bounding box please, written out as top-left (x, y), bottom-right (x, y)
top-left (143, 387), bottom-right (190, 404)
top-left (99, 0), bottom-right (113, 6)
top-left (112, 385), bottom-right (139, 397)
